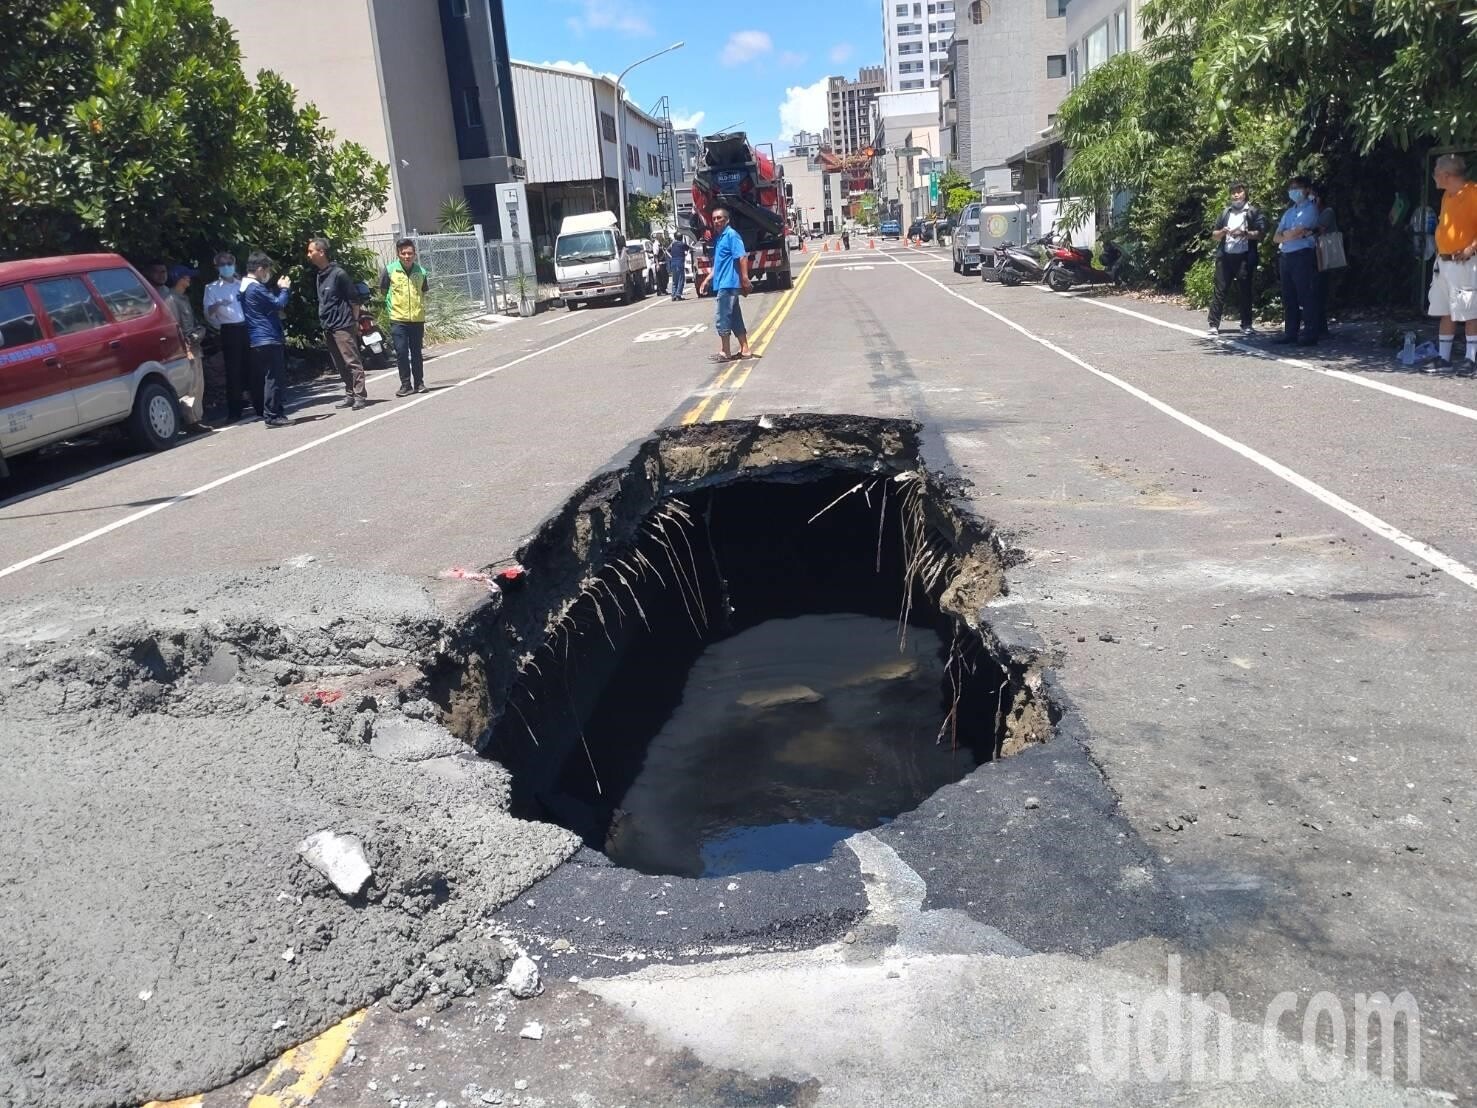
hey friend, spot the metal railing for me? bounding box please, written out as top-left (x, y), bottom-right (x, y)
top-left (360, 231), bottom-right (540, 313)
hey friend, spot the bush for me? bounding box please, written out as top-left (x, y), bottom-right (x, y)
top-left (370, 284), bottom-right (479, 346)
top-left (1182, 256), bottom-right (1215, 309)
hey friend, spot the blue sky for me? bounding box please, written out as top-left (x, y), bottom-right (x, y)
top-left (503, 0), bottom-right (882, 152)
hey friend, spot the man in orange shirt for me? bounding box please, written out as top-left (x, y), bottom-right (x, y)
top-left (1428, 153), bottom-right (1477, 371)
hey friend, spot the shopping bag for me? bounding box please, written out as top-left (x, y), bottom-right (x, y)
top-left (1316, 231), bottom-right (1347, 271)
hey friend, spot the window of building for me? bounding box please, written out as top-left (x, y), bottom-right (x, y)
top-left (34, 277), bottom-right (107, 336)
top-left (1046, 53), bottom-right (1067, 78)
top-left (898, 41), bottom-right (923, 54)
top-left (87, 268), bottom-right (153, 321)
top-left (914, 2), bottom-right (922, 13)
top-left (1068, 43), bottom-right (1079, 86)
top-left (449, 0), bottom-right (468, 14)
top-left (968, 0), bottom-right (984, 24)
top-left (0, 286), bottom-right (41, 349)
top-left (1112, 6), bottom-right (1130, 53)
top-left (939, 0), bottom-right (953, 8)
top-left (462, 87), bottom-right (483, 128)
top-left (900, 79), bottom-right (925, 89)
top-left (1085, 21), bottom-right (1109, 70)
top-left (931, 59), bottom-right (943, 73)
top-left (601, 112), bottom-right (616, 143)
top-left (900, 60), bottom-right (924, 73)
top-left (896, 2), bottom-right (909, 11)
top-left (627, 144), bottom-right (640, 170)
top-left (1047, 0), bottom-right (1066, 14)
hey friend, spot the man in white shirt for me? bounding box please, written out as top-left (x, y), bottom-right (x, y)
top-left (1207, 182), bottom-right (1268, 336)
top-left (203, 251), bottom-right (252, 421)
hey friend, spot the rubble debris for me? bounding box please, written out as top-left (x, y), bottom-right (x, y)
top-left (297, 830), bottom-right (373, 897)
top-left (506, 955), bottom-right (543, 999)
top-left (519, 1021), bottom-right (544, 1040)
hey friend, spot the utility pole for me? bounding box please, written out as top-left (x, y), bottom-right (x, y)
top-left (615, 41), bottom-right (684, 236)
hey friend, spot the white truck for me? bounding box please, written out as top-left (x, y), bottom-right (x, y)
top-left (554, 211), bottom-right (648, 308)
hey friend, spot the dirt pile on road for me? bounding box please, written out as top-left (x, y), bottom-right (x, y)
top-left (0, 567), bottom-right (578, 1108)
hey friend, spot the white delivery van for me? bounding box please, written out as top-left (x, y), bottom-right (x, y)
top-left (554, 212), bottom-right (647, 309)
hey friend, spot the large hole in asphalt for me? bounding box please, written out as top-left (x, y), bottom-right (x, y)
top-left (441, 417), bottom-right (1053, 879)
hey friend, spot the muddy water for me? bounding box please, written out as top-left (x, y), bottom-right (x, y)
top-left (602, 613), bottom-right (976, 877)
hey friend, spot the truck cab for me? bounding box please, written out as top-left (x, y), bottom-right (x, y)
top-left (554, 212), bottom-right (647, 309)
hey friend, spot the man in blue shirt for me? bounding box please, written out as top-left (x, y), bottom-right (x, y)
top-left (1271, 174), bottom-right (1322, 345)
top-left (697, 208), bottom-right (752, 360)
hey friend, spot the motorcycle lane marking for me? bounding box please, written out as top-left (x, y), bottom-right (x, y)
top-left (0, 299), bottom-right (666, 580)
top-left (891, 255), bottom-right (1477, 593)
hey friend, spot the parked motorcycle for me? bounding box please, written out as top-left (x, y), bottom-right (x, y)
top-left (1043, 241), bottom-right (1118, 292)
top-left (994, 234), bottom-right (1058, 287)
top-left (353, 280), bottom-right (389, 369)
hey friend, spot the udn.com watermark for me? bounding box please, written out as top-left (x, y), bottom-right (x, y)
top-left (1083, 957), bottom-right (1420, 1085)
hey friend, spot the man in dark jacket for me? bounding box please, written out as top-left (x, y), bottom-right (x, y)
top-left (1206, 182), bottom-right (1268, 336)
top-left (240, 252), bottom-right (293, 427)
top-left (307, 237), bottom-right (367, 410)
top-left (668, 237), bottom-right (689, 301)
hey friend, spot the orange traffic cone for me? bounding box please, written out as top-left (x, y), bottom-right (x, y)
top-left (823, 241), bottom-right (830, 252)
top-left (800, 239), bottom-right (807, 253)
top-left (869, 238), bottom-right (875, 249)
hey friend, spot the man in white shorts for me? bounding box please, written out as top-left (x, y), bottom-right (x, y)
top-left (1428, 153), bottom-right (1477, 372)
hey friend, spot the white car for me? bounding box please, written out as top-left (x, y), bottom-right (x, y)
top-left (625, 240), bottom-right (657, 295)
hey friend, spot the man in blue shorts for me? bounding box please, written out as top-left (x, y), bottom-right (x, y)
top-left (697, 207), bottom-right (752, 360)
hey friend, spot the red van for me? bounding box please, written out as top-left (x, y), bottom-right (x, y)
top-left (0, 253), bottom-right (195, 468)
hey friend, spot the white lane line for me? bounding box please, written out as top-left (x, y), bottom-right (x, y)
top-left (0, 350), bottom-right (478, 511)
top-left (0, 300), bottom-right (664, 580)
top-left (538, 314), bottom-right (564, 326)
top-left (891, 256), bottom-right (1477, 593)
top-left (1046, 290), bottom-right (1477, 424)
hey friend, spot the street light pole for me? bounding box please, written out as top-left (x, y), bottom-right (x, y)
top-left (616, 41), bottom-right (684, 236)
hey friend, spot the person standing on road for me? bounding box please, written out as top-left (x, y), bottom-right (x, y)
top-left (379, 239), bottom-right (430, 396)
top-left (1427, 153), bottom-right (1477, 371)
top-left (668, 236), bottom-right (688, 301)
top-left (1206, 182), bottom-right (1266, 336)
top-left (842, 227), bottom-right (851, 251)
top-left (307, 237), bottom-right (367, 410)
top-left (240, 251), bottom-right (292, 428)
top-left (654, 239), bottom-right (671, 296)
top-left (164, 265), bottom-right (208, 428)
top-left (1271, 175), bottom-right (1322, 346)
top-left (1309, 183), bottom-right (1339, 339)
top-left (696, 208), bottom-right (752, 361)
top-left (204, 252), bottom-right (252, 421)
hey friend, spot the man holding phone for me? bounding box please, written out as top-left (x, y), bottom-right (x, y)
top-left (1207, 181), bottom-right (1267, 337)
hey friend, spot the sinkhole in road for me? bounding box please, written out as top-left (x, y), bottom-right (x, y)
top-left (454, 417), bottom-right (1052, 879)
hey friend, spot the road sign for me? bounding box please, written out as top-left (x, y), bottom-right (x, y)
top-left (929, 173), bottom-right (939, 205)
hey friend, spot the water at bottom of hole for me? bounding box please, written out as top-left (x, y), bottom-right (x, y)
top-left (600, 611), bottom-right (978, 878)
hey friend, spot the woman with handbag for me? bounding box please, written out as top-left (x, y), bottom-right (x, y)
top-left (1310, 184), bottom-right (1343, 338)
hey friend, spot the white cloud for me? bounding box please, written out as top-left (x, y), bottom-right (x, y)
top-left (564, 0), bottom-right (652, 37)
top-left (829, 43), bottom-right (854, 64)
top-left (672, 110), bottom-right (706, 131)
top-left (778, 76), bottom-right (829, 138)
top-left (721, 30), bottom-right (773, 67)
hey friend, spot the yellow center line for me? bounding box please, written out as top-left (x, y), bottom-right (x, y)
top-left (247, 1009), bottom-right (368, 1108)
top-left (708, 257), bottom-right (821, 421)
top-left (677, 255), bottom-right (818, 424)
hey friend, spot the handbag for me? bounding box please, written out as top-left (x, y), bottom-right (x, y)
top-left (1316, 230), bottom-right (1347, 271)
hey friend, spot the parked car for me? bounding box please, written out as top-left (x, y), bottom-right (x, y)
top-left (907, 220), bottom-right (935, 243)
top-left (1, 253), bottom-right (193, 472)
top-left (880, 220), bottom-right (902, 239)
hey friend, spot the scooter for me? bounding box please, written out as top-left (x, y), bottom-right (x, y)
top-left (1043, 241), bottom-right (1118, 292)
top-left (995, 234), bottom-right (1058, 287)
top-left (353, 280), bottom-right (389, 369)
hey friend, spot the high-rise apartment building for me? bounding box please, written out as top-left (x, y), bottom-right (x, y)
top-left (788, 131), bottom-right (827, 159)
top-left (883, 0), bottom-right (957, 91)
top-left (826, 66), bottom-right (885, 156)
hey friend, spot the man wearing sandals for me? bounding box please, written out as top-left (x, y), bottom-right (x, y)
top-left (697, 208), bottom-right (752, 361)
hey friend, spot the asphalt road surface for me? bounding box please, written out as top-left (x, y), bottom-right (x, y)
top-left (4, 241), bottom-right (1474, 1106)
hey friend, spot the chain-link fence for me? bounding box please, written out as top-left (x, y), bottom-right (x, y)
top-left (361, 232), bottom-right (540, 313)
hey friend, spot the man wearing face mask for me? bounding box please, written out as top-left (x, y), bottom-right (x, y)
top-left (1271, 174), bottom-right (1322, 345)
top-left (204, 251), bottom-right (252, 421)
top-left (1207, 182), bottom-right (1266, 336)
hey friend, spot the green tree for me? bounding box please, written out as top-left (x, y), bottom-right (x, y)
top-left (438, 195), bottom-right (473, 233)
top-left (0, 0), bottom-right (388, 339)
top-left (626, 194), bottom-right (668, 238)
top-left (938, 169), bottom-right (976, 216)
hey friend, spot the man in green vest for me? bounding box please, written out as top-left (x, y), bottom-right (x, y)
top-left (379, 239), bottom-right (430, 396)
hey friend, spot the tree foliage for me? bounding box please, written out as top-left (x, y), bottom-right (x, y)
top-left (1057, 0), bottom-right (1476, 307)
top-left (0, 0), bottom-right (389, 336)
top-left (938, 169), bottom-right (976, 216)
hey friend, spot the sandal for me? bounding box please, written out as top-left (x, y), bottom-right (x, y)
top-left (707, 353), bottom-right (738, 363)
